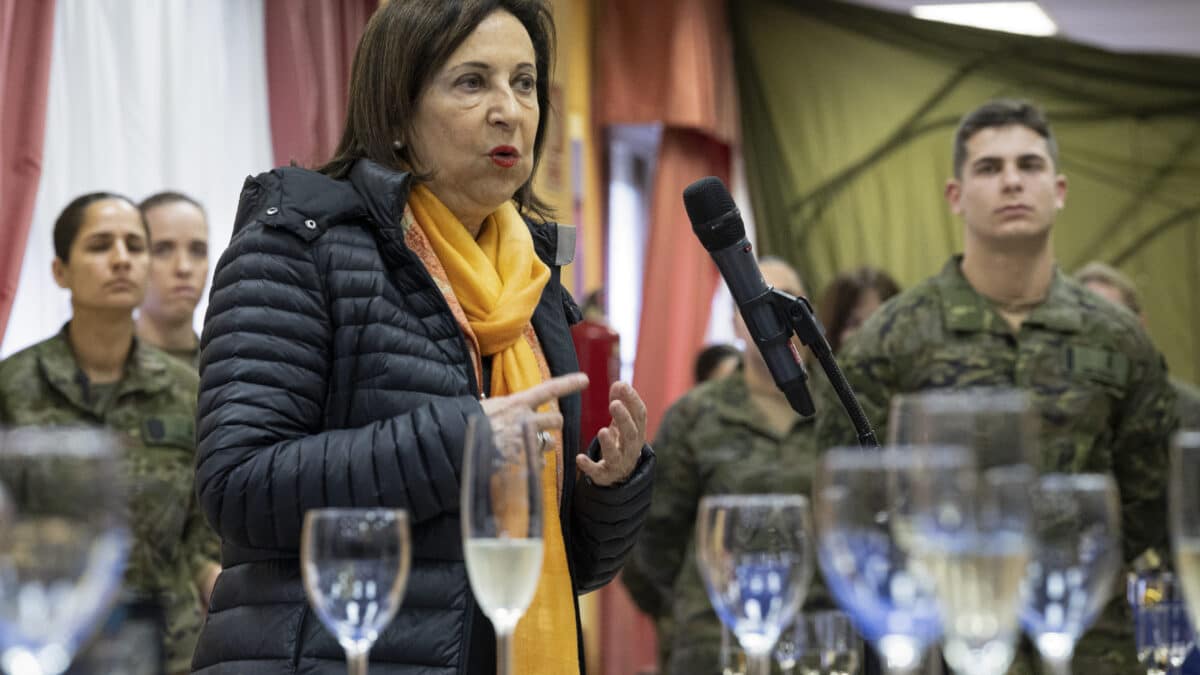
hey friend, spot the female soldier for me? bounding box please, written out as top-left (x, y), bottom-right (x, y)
top-left (0, 192), bottom-right (220, 675)
top-left (192, 1), bottom-right (654, 674)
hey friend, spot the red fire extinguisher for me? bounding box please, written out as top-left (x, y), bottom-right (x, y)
top-left (571, 312), bottom-right (620, 449)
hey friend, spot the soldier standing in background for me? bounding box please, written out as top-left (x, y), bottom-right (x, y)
top-left (623, 258), bottom-right (825, 675)
top-left (814, 100), bottom-right (1177, 673)
top-left (1074, 260), bottom-right (1200, 429)
top-left (136, 191), bottom-right (210, 369)
top-left (0, 192), bottom-right (219, 675)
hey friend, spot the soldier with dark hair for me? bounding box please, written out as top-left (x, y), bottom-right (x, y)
top-left (0, 192), bottom-right (219, 675)
top-left (624, 258), bottom-right (825, 674)
top-left (814, 100), bottom-right (1177, 673)
top-left (136, 191), bottom-right (209, 368)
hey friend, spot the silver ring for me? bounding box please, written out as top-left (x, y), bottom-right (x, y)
top-left (537, 430), bottom-right (552, 450)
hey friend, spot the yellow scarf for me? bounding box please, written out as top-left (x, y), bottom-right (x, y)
top-left (407, 184), bottom-right (580, 674)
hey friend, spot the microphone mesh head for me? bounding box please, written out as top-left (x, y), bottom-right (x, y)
top-left (683, 176), bottom-right (735, 226)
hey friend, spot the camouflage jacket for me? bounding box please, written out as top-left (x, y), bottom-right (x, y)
top-left (623, 372), bottom-right (823, 675)
top-left (0, 327), bottom-right (218, 674)
top-left (814, 256), bottom-right (1178, 673)
top-left (1173, 377), bottom-right (1200, 431)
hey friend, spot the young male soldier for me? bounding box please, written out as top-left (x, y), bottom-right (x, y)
top-left (137, 191), bottom-right (209, 368)
top-left (814, 100), bottom-right (1177, 673)
top-left (1075, 260), bottom-right (1200, 430)
top-left (623, 258), bottom-right (826, 674)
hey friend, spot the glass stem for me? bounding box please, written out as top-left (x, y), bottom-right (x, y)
top-left (1041, 655), bottom-right (1071, 675)
top-left (746, 652), bottom-right (772, 675)
top-left (497, 631), bottom-right (514, 675)
top-left (345, 647), bottom-right (369, 675)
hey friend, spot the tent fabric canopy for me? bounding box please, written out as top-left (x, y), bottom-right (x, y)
top-left (732, 0), bottom-right (1200, 382)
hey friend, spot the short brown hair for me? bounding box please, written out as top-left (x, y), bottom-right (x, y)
top-left (953, 99), bottom-right (1058, 178)
top-left (1075, 261), bottom-right (1141, 315)
top-left (319, 0), bottom-right (556, 218)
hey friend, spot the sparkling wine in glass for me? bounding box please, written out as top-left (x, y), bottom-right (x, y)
top-left (461, 415), bottom-right (543, 675)
top-left (1019, 473), bottom-right (1122, 675)
top-left (815, 446), bottom-right (958, 675)
top-left (1170, 431), bottom-right (1200, 630)
top-left (696, 494), bottom-right (813, 675)
top-left (301, 508), bottom-right (411, 675)
top-left (0, 427), bottom-right (131, 675)
top-left (910, 460), bottom-right (1034, 675)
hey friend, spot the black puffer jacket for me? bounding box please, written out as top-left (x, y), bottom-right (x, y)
top-left (192, 160), bottom-right (654, 674)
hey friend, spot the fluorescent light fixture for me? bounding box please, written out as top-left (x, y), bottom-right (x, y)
top-left (911, 2), bottom-right (1058, 36)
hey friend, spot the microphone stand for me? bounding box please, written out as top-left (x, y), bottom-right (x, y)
top-left (767, 287), bottom-right (880, 449)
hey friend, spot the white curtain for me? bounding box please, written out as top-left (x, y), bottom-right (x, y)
top-left (2, 0), bottom-right (273, 356)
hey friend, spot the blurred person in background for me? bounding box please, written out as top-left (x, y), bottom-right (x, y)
top-left (0, 192), bottom-right (220, 675)
top-left (136, 191), bottom-right (210, 369)
top-left (814, 99), bottom-right (1177, 673)
top-left (1075, 260), bottom-right (1200, 429)
top-left (816, 265), bottom-right (901, 353)
top-left (692, 342), bottom-right (741, 384)
top-left (190, 1), bottom-right (654, 673)
top-left (623, 257), bottom-right (826, 675)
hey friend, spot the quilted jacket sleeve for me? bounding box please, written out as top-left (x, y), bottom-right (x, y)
top-left (196, 193), bottom-right (479, 552)
top-left (569, 441), bottom-right (655, 593)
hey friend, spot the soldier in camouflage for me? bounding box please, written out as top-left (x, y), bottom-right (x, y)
top-left (0, 192), bottom-right (219, 675)
top-left (623, 259), bottom-right (828, 675)
top-left (136, 191), bottom-right (209, 369)
top-left (814, 100), bottom-right (1178, 674)
top-left (1074, 260), bottom-right (1200, 430)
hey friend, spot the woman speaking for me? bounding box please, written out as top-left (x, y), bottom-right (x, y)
top-left (191, 1), bottom-right (654, 673)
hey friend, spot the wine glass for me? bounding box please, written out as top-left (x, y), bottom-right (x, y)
top-left (813, 610), bottom-right (864, 675)
top-left (301, 508), bottom-right (411, 675)
top-left (909, 458), bottom-right (1034, 675)
top-left (695, 494), bottom-right (813, 675)
top-left (888, 388), bottom-right (1038, 470)
top-left (1019, 473), bottom-right (1122, 675)
top-left (815, 446), bottom-right (959, 675)
top-left (0, 427), bottom-right (131, 675)
top-left (461, 415), bottom-right (543, 675)
top-left (1170, 431), bottom-right (1200, 629)
top-left (773, 613), bottom-right (819, 675)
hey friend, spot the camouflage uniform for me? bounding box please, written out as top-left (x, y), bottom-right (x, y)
top-left (623, 371), bottom-right (825, 675)
top-left (814, 256), bottom-right (1178, 674)
top-left (0, 326), bottom-right (218, 675)
top-left (161, 334), bottom-right (200, 371)
top-left (1173, 377), bottom-right (1200, 430)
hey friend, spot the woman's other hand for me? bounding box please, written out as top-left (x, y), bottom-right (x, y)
top-left (577, 382), bottom-right (647, 487)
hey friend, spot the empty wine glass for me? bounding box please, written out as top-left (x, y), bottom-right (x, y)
top-left (461, 415), bottom-right (543, 675)
top-left (0, 427), bottom-right (131, 675)
top-left (696, 494), bottom-right (813, 675)
top-left (301, 508), bottom-right (411, 675)
top-left (909, 458), bottom-right (1034, 675)
top-left (815, 446), bottom-right (959, 675)
top-left (1020, 473), bottom-right (1122, 675)
top-left (1170, 431), bottom-right (1200, 630)
top-left (888, 388), bottom-right (1038, 471)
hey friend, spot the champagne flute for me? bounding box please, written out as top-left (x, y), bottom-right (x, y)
top-left (815, 446), bottom-right (959, 675)
top-left (301, 508), bottom-right (410, 675)
top-left (0, 427), bottom-right (130, 675)
top-left (461, 415), bottom-right (543, 675)
top-left (696, 494), bottom-right (813, 675)
top-left (1170, 431), bottom-right (1200, 629)
top-left (1019, 473), bottom-right (1122, 675)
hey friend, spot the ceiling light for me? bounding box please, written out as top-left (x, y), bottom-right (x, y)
top-left (911, 2), bottom-right (1058, 37)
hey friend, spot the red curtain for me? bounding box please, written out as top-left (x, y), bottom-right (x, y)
top-left (594, 0), bottom-right (737, 673)
top-left (264, 0), bottom-right (377, 169)
top-left (0, 0), bottom-right (56, 344)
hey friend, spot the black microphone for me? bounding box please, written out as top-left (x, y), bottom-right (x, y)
top-left (683, 176), bottom-right (815, 417)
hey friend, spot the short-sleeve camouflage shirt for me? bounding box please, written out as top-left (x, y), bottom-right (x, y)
top-left (814, 256), bottom-right (1178, 673)
top-left (0, 326), bottom-right (218, 674)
